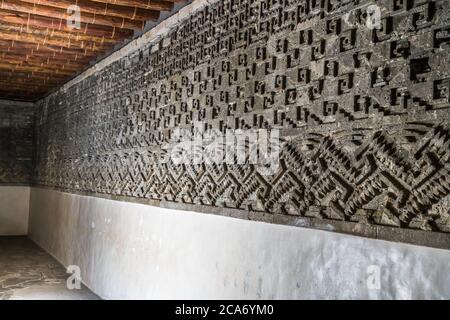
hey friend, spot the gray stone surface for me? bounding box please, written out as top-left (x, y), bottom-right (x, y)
top-left (0, 100), bottom-right (34, 185)
top-left (0, 236), bottom-right (98, 300)
top-left (31, 0), bottom-right (450, 245)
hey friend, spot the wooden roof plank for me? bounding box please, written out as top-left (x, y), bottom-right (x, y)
top-left (0, 70), bottom-right (71, 80)
top-left (0, 49), bottom-right (93, 64)
top-left (19, 0), bottom-right (161, 21)
top-left (0, 55), bottom-right (86, 72)
top-left (0, 29), bottom-right (114, 52)
top-left (89, 0), bottom-right (173, 12)
top-left (0, 0), bottom-right (186, 101)
top-left (0, 62), bottom-right (77, 75)
top-left (0, 39), bottom-right (94, 55)
top-left (0, 8), bottom-right (134, 38)
top-left (1, 0), bottom-right (146, 30)
top-left (0, 20), bottom-right (125, 45)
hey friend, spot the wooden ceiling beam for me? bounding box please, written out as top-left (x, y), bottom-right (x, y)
top-left (1, 0), bottom-right (146, 30)
top-left (0, 62), bottom-right (77, 75)
top-left (0, 81), bottom-right (63, 90)
top-left (0, 70), bottom-right (70, 81)
top-left (0, 0), bottom-right (186, 101)
top-left (0, 48), bottom-right (93, 64)
top-left (0, 29), bottom-right (113, 51)
top-left (0, 9), bottom-right (133, 39)
top-left (19, 0), bottom-right (161, 21)
top-left (0, 39), bottom-right (93, 56)
top-left (0, 75), bottom-right (65, 86)
top-left (89, 0), bottom-right (173, 12)
top-left (0, 55), bottom-right (85, 72)
top-left (0, 20), bottom-right (125, 45)
top-left (0, 40), bottom-right (102, 65)
top-left (0, 81), bottom-right (51, 88)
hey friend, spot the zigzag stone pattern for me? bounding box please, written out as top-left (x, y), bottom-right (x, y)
top-left (33, 0), bottom-right (450, 236)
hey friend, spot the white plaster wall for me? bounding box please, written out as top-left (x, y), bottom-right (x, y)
top-left (28, 187), bottom-right (450, 300)
top-left (0, 186), bottom-right (30, 235)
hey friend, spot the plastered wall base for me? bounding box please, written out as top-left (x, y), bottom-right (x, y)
top-left (29, 187), bottom-right (450, 300)
top-left (0, 186), bottom-right (30, 235)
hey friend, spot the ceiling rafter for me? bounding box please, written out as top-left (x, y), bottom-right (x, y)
top-left (0, 70), bottom-right (70, 81)
top-left (0, 80), bottom-right (57, 89)
top-left (0, 22), bottom-right (125, 46)
top-left (0, 49), bottom-right (93, 64)
top-left (89, 0), bottom-right (174, 12)
top-left (0, 85), bottom-right (50, 94)
top-left (0, 0), bottom-right (187, 100)
top-left (0, 62), bottom-right (76, 75)
top-left (0, 9), bottom-right (133, 38)
top-left (0, 39), bottom-right (96, 56)
top-left (0, 75), bottom-right (65, 85)
top-left (18, 0), bottom-right (161, 21)
top-left (0, 29), bottom-right (113, 51)
top-left (0, 0), bottom-right (148, 30)
top-left (0, 55), bottom-right (85, 72)
top-left (2, 53), bottom-right (93, 65)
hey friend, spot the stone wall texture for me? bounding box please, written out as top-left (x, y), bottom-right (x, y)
top-left (33, 0), bottom-right (450, 245)
top-left (0, 100), bottom-right (34, 185)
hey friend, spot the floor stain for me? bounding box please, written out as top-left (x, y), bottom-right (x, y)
top-left (0, 236), bottom-right (98, 300)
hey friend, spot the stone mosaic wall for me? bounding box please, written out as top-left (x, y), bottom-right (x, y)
top-left (34, 0), bottom-right (450, 238)
top-left (0, 100), bottom-right (34, 185)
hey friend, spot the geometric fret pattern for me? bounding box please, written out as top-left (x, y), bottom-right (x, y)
top-left (33, 0), bottom-right (450, 234)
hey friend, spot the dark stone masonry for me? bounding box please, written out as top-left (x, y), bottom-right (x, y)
top-left (0, 100), bottom-right (34, 185)
top-left (11, 0), bottom-right (450, 244)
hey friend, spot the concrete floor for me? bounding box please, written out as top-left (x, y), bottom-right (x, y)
top-left (0, 236), bottom-right (98, 300)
